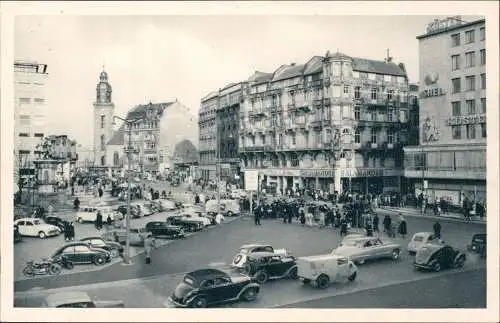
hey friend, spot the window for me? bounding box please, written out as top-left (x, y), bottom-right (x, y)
top-left (387, 130), bottom-right (394, 144)
top-left (343, 85), bottom-right (349, 94)
top-left (480, 98), bottom-right (486, 113)
top-left (370, 110), bottom-right (376, 121)
top-left (387, 108), bottom-right (393, 121)
top-left (452, 125), bottom-right (462, 139)
top-left (18, 133), bottom-right (29, 137)
top-left (363, 157), bottom-right (369, 167)
top-left (34, 133), bottom-right (44, 137)
top-left (451, 55), bottom-right (460, 70)
top-left (19, 98), bottom-right (31, 104)
top-left (466, 125), bottom-right (476, 139)
top-left (354, 129), bottom-right (360, 144)
top-left (465, 30), bottom-right (475, 43)
top-left (371, 87), bottom-right (377, 100)
top-left (465, 52), bottom-right (475, 68)
top-left (100, 135), bottom-right (105, 151)
top-left (481, 123), bottom-right (486, 137)
top-left (291, 134), bottom-right (296, 145)
top-left (452, 78), bottom-right (461, 93)
top-left (387, 90), bottom-right (394, 100)
top-left (370, 128), bottom-right (377, 144)
top-left (354, 86), bottom-right (361, 99)
top-left (480, 49), bottom-right (485, 66)
top-left (479, 27), bottom-right (485, 41)
top-left (466, 100), bottom-right (475, 114)
top-left (34, 98), bottom-right (45, 104)
top-left (480, 73), bottom-right (486, 89)
top-left (465, 76), bottom-right (475, 91)
top-left (100, 115), bottom-right (105, 129)
top-left (262, 135), bottom-right (266, 145)
top-left (452, 101), bottom-right (461, 116)
top-left (19, 115), bottom-right (30, 125)
top-left (291, 153), bottom-right (299, 167)
top-left (451, 33), bottom-right (460, 47)
top-left (354, 106), bottom-right (361, 120)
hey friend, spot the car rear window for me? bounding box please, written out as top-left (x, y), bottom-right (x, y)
top-left (413, 236), bottom-right (424, 242)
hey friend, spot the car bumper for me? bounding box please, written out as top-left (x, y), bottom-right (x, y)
top-left (413, 262), bottom-right (432, 270)
top-left (165, 297), bottom-right (188, 308)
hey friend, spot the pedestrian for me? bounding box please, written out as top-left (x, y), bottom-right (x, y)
top-left (106, 214), bottom-right (112, 231)
top-left (287, 207), bottom-right (293, 224)
top-left (95, 210), bottom-right (103, 230)
top-left (98, 187), bottom-right (103, 198)
top-left (144, 234), bottom-right (156, 264)
top-left (195, 194), bottom-right (200, 204)
top-left (254, 208), bottom-right (261, 226)
top-left (299, 210), bottom-right (306, 226)
top-left (340, 218), bottom-right (348, 237)
top-left (215, 212), bottom-right (224, 225)
top-left (373, 213), bottom-right (379, 233)
top-left (398, 215), bottom-right (407, 239)
top-left (68, 222), bottom-right (75, 241)
top-left (73, 197), bottom-right (81, 210)
top-left (433, 220), bottom-right (442, 240)
top-left (47, 204), bottom-right (54, 217)
top-left (63, 220), bottom-right (70, 241)
top-left (383, 215), bottom-right (391, 233)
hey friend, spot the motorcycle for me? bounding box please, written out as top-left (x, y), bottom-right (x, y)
top-left (22, 258), bottom-right (62, 277)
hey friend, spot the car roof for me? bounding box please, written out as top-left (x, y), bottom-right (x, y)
top-left (15, 218), bottom-right (40, 222)
top-left (45, 292), bottom-right (92, 307)
top-left (240, 243), bottom-right (272, 249)
top-left (247, 251), bottom-right (279, 258)
top-left (420, 243), bottom-right (446, 252)
top-left (413, 232), bottom-right (433, 237)
top-left (185, 268), bottom-right (229, 282)
top-left (80, 237), bottom-right (103, 241)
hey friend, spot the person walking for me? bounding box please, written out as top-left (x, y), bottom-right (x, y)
top-left (372, 213), bottom-right (379, 233)
top-left (340, 218), bottom-right (348, 237)
top-left (383, 215), bottom-right (392, 233)
top-left (68, 222), bottom-right (75, 241)
top-left (106, 214), bottom-right (112, 231)
top-left (433, 220), bottom-right (442, 240)
top-left (98, 187), bottom-right (104, 198)
top-left (254, 207), bottom-right (261, 226)
top-left (398, 215), bottom-right (407, 239)
top-left (95, 210), bottom-right (103, 231)
top-left (144, 234), bottom-right (156, 264)
top-left (48, 204), bottom-right (54, 217)
top-left (299, 210), bottom-right (306, 226)
top-left (63, 220), bottom-right (70, 242)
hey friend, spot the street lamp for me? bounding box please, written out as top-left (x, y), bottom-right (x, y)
top-left (112, 115), bottom-right (143, 264)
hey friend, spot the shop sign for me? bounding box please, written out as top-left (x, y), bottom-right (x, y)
top-left (341, 168), bottom-right (384, 178)
top-left (245, 170), bottom-right (259, 191)
top-left (425, 16), bottom-right (463, 34)
top-left (300, 169), bottom-right (336, 178)
top-left (446, 114), bottom-right (486, 126)
top-left (260, 168), bottom-right (301, 177)
top-left (421, 87), bottom-right (445, 98)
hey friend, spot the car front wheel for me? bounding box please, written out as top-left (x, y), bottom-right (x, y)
top-left (288, 267), bottom-right (298, 280)
top-left (391, 249), bottom-right (401, 261)
top-left (191, 296), bottom-right (207, 308)
top-left (255, 270), bottom-right (268, 284)
top-left (77, 218), bottom-right (83, 224)
top-left (454, 256), bottom-right (465, 268)
top-left (432, 261), bottom-right (441, 272)
top-left (93, 255), bottom-right (106, 266)
top-left (110, 249), bottom-right (119, 258)
top-left (38, 231), bottom-right (46, 239)
top-left (316, 274), bottom-right (330, 289)
top-left (241, 288), bottom-right (258, 302)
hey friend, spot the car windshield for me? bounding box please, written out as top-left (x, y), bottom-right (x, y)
top-left (341, 240), bottom-right (360, 247)
top-left (413, 236), bottom-right (425, 242)
top-left (33, 220), bottom-right (41, 225)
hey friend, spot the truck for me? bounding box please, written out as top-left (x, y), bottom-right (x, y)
top-left (296, 254), bottom-right (358, 289)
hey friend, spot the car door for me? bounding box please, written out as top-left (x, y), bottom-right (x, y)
top-left (333, 257), bottom-right (349, 282)
top-left (74, 245), bottom-right (93, 264)
top-left (61, 245), bottom-right (78, 263)
top-left (441, 246), bottom-right (455, 269)
top-left (24, 219), bottom-right (36, 236)
top-left (16, 221), bottom-right (28, 236)
top-left (211, 276), bottom-right (238, 302)
top-left (371, 238), bottom-right (385, 258)
top-left (267, 256), bottom-right (286, 277)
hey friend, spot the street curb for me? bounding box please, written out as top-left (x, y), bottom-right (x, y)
top-left (377, 207), bottom-right (486, 224)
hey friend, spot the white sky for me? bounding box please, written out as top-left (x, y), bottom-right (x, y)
top-left (15, 14), bottom-right (481, 147)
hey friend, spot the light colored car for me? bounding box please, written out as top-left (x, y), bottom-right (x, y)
top-left (75, 206), bottom-right (118, 223)
top-left (408, 232), bottom-right (439, 255)
top-left (230, 189), bottom-right (247, 199)
top-left (42, 291), bottom-right (124, 308)
top-left (206, 199), bottom-right (240, 216)
top-left (14, 218), bottom-right (61, 239)
top-left (156, 199), bottom-right (177, 211)
top-left (101, 227), bottom-right (152, 246)
top-left (332, 236), bottom-right (402, 265)
top-left (297, 254), bottom-right (357, 289)
top-left (231, 244), bottom-right (287, 270)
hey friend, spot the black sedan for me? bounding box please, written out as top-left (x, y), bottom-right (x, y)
top-left (467, 233), bottom-right (486, 258)
top-left (167, 268), bottom-right (260, 308)
top-left (413, 243), bottom-right (466, 272)
top-left (80, 237), bottom-right (124, 258)
top-left (51, 242), bottom-right (111, 266)
top-left (242, 252), bottom-right (298, 284)
top-left (145, 221), bottom-right (185, 239)
top-left (44, 216), bottom-right (66, 232)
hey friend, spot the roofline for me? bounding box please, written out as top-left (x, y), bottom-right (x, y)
top-left (416, 18), bottom-right (485, 40)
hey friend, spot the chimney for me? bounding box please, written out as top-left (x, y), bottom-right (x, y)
top-left (386, 49), bottom-right (393, 63)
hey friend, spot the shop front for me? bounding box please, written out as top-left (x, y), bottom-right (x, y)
top-left (339, 168), bottom-right (403, 195)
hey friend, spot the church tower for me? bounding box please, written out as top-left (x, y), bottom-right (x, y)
top-left (93, 69), bottom-right (115, 166)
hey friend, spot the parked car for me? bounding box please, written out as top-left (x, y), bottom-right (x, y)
top-left (166, 268), bottom-right (260, 308)
top-left (242, 252), bottom-right (298, 284)
top-left (43, 291), bottom-right (124, 308)
top-left (51, 242), bottom-right (111, 266)
top-left (80, 237), bottom-right (124, 258)
top-left (332, 236), bottom-right (402, 265)
top-left (206, 199), bottom-right (240, 217)
top-left (297, 254), bottom-right (358, 289)
top-left (14, 225), bottom-right (23, 243)
top-left (230, 189), bottom-right (246, 199)
top-left (101, 228), bottom-right (152, 246)
top-left (145, 221), bottom-right (185, 239)
top-left (44, 216), bottom-right (66, 232)
top-left (408, 232), bottom-right (440, 255)
top-left (467, 233), bottom-right (486, 258)
top-left (231, 244), bottom-right (287, 270)
top-left (14, 218), bottom-right (61, 239)
top-left (140, 202), bottom-right (156, 216)
top-left (413, 243), bottom-right (466, 272)
top-left (76, 206), bottom-right (119, 223)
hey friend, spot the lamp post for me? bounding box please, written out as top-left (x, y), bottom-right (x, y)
top-left (113, 115), bottom-right (143, 264)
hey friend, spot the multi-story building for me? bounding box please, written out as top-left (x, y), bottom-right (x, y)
top-left (238, 52), bottom-right (410, 195)
top-left (14, 60), bottom-right (49, 181)
top-left (116, 100), bottom-right (198, 176)
top-left (93, 70), bottom-right (115, 168)
top-left (404, 17), bottom-right (486, 205)
top-left (198, 91), bottom-right (218, 180)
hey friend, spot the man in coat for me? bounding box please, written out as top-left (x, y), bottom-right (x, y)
top-left (144, 234), bottom-right (156, 264)
top-left (433, 220), bottom-right (442, 240)
top-left (95, 210), bottom-right (103, 230)
top-left (398, 215), bottom-right (407, 239)
top-left (372, 213), bottom-right (379, 233)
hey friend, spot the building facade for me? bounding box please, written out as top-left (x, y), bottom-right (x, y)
top-left (93, 70), bottom-right (115, 167)
top-left (238, 52), bottom-right (410, 195)
top-left (14, 61), bottom-right (49, 181)
top-left (404, 17), bottom-right (486, 205)
top-left (199, 91), bottom-right (218, 180)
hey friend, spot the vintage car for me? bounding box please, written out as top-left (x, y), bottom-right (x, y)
top-left (332, 236), bottom-right (402, 265)
top-left (467, 233), bottom-right (486, 258)
top-left (166, 268), bottom-right (259, 308)
top-left (154, 199), bottom-right (178, 212)
top-left (206, 199), bottom-right (240, 217)
top-left (80, 237), bottom-right (124, 258)
top-left (44, 216), bottom-right (66, 232)
top-left (43, 291), bottom-right (124, 308)
top-left (230, 189), bottom-right (247, 199)
top-left (413, 243), bottom-right (466, 272)
top-left (51, 242), bottom-right (111, 266)
top-left (130, 202), bottom-right (154, 217)
top-left (145, 221), bottom-right (185, 239)
top-left (408, 232), bottom-right (440, 255)
top-left (14, 225), bottom-right (23, 243)
top-left (166, 214), bottom-right (205, 232)
top-left (231, 244), bottom-right (287, 270)
top-left (337, 233), bottom-right (366, 246)
top-left (297, 254), bottom-right (358, 289)
top-left (14, 218), bottom-right (61, 239)
top-left (242, 252), bottom-right (298, 284)
top-left (101, 227), bottom-right (152, 246)
top-left (76, 206), bottom-right (120, 223)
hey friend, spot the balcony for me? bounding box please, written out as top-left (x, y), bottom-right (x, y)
top-left (330, 96), bottom-right (352, 104)
top-left (240, 145), bottom-right (275, 153)
top-left (313, 99), bottom-right (323, 107)
top-left (366, 97), bottom-right (389, 107)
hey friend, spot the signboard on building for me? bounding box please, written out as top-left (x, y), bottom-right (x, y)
top-left (245, 170), bottom-right (259, 191)
top-left (340, 168), bottom-right (384, 178)
top-left (300, 169), bottom-right (336, 178)
top-left (446, 114), bottom-right (486, 126)
top-left (260, 168), bottom-right (301, 177)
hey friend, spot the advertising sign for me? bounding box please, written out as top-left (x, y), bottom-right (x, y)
top-left (245, 170), bottom-right (259, 191)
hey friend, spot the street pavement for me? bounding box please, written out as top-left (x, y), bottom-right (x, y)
top-left (14, 211), bottom-right (486, 308)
